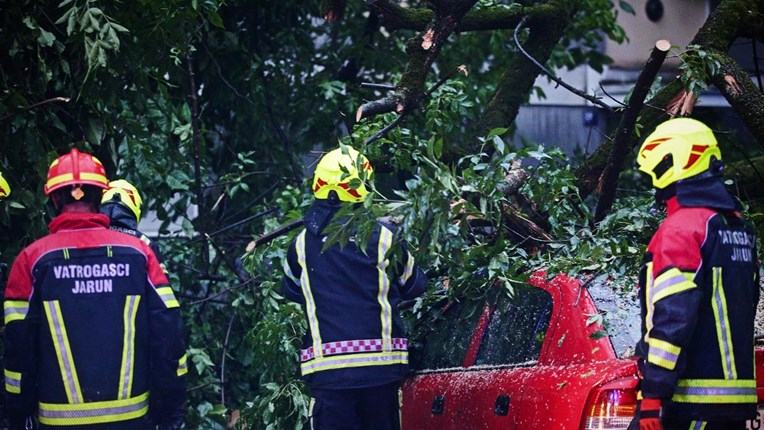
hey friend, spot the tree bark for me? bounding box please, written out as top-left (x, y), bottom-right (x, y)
top-left (593, 40), bottom-right (670, 223)
top-left (475, 0), bottom-right (583, 154)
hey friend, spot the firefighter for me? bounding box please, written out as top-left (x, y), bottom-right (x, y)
top-left (630, 118), bottom-right (760, 430)
top-left (282, 145), bottom-right (427, 430)
top-left (3, 149), bottom-right (187, 430)
top-left (0, 170), bottom-right (10, 199)
top-left (101, 179), bottom-right (164, 262)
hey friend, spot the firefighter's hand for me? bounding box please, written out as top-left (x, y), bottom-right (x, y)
top-left (638, 398), bottom-right (662, 430)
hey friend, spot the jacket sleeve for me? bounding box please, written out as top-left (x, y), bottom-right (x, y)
top-left (641, 223), bottom-right (703, 399)
top-left (3, 251), bottom-right (39, 425)
top-left (395, 247), bottom-right (427, 300)
top-left (145, 248), bottom-right (187, 427)
top-left (281, 238), bottom-right (304, 304)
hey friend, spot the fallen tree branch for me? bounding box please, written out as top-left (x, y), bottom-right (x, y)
top-left (513, 16), bottom-right (611, 110)
top-left (356, 96), bottom-right (400, 122)
top-left (593, 39), bottom-right (671, 223)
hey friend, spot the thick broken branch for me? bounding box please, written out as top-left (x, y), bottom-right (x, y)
top-left (593, 40), bottom-right (671, 223)
top-left (356, 96), bottom-right (400, 121)
top-left (710, 52), bottom-right (764, 144)
top-left (369, 0), bottom-right (530, 32)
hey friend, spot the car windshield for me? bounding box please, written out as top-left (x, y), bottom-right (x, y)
top-left (587, 280), bottom-right (641, 359)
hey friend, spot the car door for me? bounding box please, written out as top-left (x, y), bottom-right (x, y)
top-left (453, 284), bottom-right (556, 429)
top-left (401, 300), bottom-right (487, 430)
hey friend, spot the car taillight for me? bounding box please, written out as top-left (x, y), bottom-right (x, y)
top-left (580, 377), bottom-right (639, 430)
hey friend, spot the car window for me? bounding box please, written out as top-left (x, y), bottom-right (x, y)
top-left (587, 281), bottom-right (641, 359)
top-left (409, 300), bottom-right (483, 371)
top-left (474, 286), bottom-right (553, 366)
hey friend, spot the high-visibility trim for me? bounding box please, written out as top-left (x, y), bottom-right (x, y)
top-left (300, 338), bottom-right (408, 361)
top-left (651, 267), bottom-right (696, 304)
top-left (46, 172), bottom-right (108, 190)
top-left (44, 301), bottom-right (83, 404)
top-left (140, 235), bottom-right (151, 246)
top-left (118, 296), bottom-right (140, 400)
top-left (644, 263), bottom-right (655, 343)
top-left (282, 258), bottom-right (300, 285)
top-left (63, 248), bottom-right (70, 259)
top-left (38, 391), bottom-right (149, 425)
top-left (155, 286), bottom-right (179, 309)
top-left (377, 228), bottom-right (393, 352)
top-left (647, 337), bottom-right (681, 370)
top-left (296, 230), bottom-right (323, 360)
top-left (4, 300), bottom-right (29, 324)
top-left (4, 369), bottom-right (21, 394)
top-left (309, 397), bottom-right (316, 430)
top-left (398, 253), bottom-right (414, 286)
top-left (300, 351), bottom-right (408, 375)
top-left (107, 245), bottom-right (113, 258)
top-left (690, 421), bottom-right (707, 430)
top-left (711, 267), bottom-right (736, 379)
top-left (672, 379), bottom-right (757, 404)
top-left (177, 353), bottom-right (188, 376)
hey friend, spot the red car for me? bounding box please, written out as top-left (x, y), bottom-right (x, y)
top-left (400, 271), bottom-right (764, 430)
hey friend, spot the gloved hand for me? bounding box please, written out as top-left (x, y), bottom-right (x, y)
top-left (638, 398), bottom-right (663, 430)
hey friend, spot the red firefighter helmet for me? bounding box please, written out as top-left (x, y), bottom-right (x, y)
top-left (44, 148), bottom-right (109, 195)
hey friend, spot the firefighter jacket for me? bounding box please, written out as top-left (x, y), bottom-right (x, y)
top-left (3, 212), bottom-right (187, 429)
top-left (636, 196), bottom-right (760, 422)
top-left (100, 202), bottom-right (164, 263)
top-left (282, 200), bottom-right (427, 390)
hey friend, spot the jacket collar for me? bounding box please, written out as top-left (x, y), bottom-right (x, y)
top-left (49, 212), bottom-right (111, 234)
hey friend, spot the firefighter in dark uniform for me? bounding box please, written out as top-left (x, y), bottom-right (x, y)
top-left (100, 179), bottom-right (164, 262)
top-left (630, 118), bottom-right (760, 430)
top-left (3, 149), bottom-right (187, 430)
top-left (282, 145), bottom-right (427, 430)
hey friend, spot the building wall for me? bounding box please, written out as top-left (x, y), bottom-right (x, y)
top-left (605, 0), bottom-right (710, 69)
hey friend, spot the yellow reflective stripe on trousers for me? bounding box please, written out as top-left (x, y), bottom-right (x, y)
top-left (177, 353), bottom-right (188, 376)
top-left (38, 391), bottom-right (149, 426)
top-left (300, 351), bottom-right (408, 376)
top-left (672, 379), bottom-right (757, 404)
top-left (711, 267), bottom-right (737, 379)
top-left (3, 300), bottom-right (29, 324)
top-left (44, 301), bottom-right (84, 404)
top-left (377, 227), bottom-right (393, 352)
top-left (647, 337), bottom-right (681, 370)
top-left (689, 421), bottom-right (707, 430)
top-left (651, 267), bottom-right (696, 304)
top-left (118, 295), bottom-right (140, 400)
top-left (296, 230), bottom-right (323, 360)
top-left (155, 286), bottom-right (179, 309)
top-left (309, 397), bottom-right (316, 430)
top-left (4, 369), bottom-right (21, 394)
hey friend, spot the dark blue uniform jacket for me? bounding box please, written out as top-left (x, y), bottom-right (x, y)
top-left (282, 200), bottom-right (427, 390)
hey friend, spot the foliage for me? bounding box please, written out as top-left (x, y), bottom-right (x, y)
top-left (673, 44), bottom-right (725, 95)
top-left (0, 1), bottom-right (757, 429)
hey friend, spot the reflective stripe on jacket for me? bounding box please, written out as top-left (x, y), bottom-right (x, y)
top-left (636, 197), bottom-right (760, 422)
top-left (282, 219), bottom-right (426, 390)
